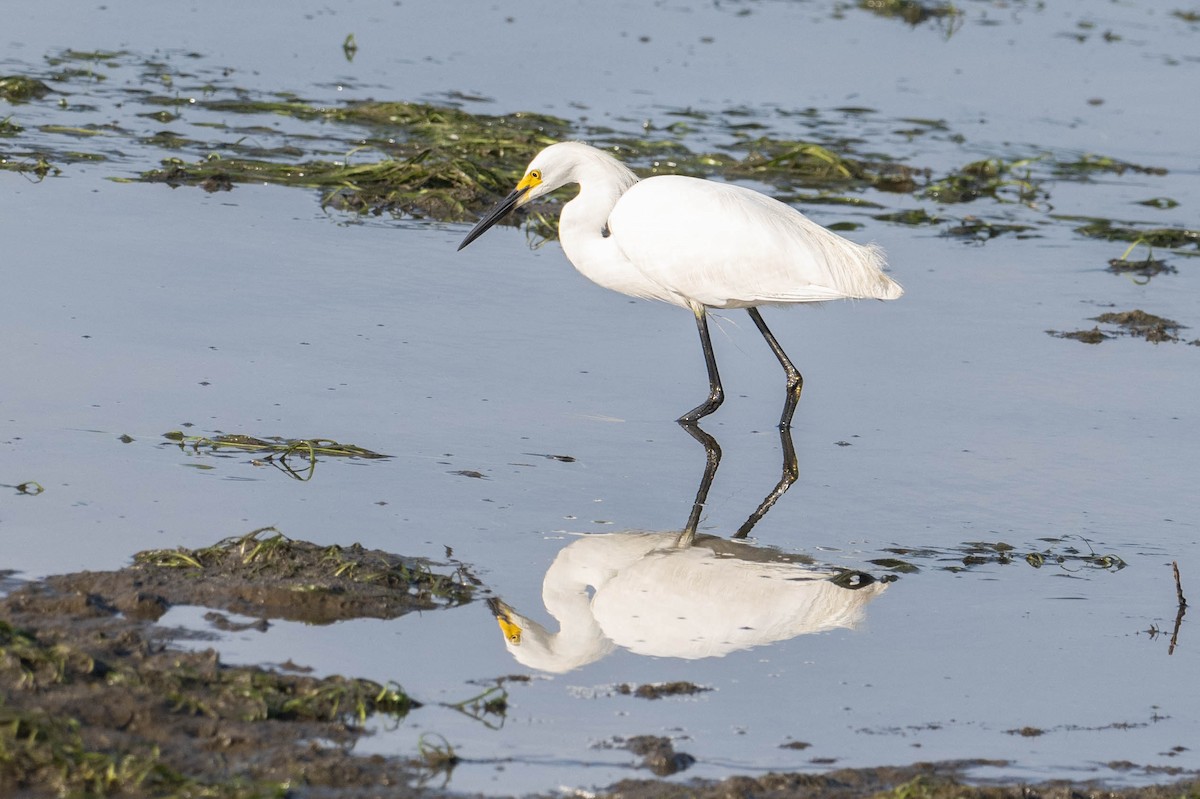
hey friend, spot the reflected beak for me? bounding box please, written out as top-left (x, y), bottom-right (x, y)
top-left (486, 597), bottom-right (523, 645)
top-left (457, 185), bottom-right (532, 251)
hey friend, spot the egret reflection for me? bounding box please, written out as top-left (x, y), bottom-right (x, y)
top-left (487, 419), bottom-right (887, 673)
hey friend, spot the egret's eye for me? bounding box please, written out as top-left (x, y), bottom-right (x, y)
top-left (529, 169), bottom-right (542, 181)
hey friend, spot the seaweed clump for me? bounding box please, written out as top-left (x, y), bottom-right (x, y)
top-left (0, 75), bottom-right (52, 102)
top-left (1049, 309), bottom-right (1192, 345)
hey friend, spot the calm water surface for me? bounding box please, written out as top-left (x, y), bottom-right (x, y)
top-left (2, 1), bottom-right (1199, 794)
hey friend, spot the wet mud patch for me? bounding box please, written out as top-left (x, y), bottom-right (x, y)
top-left (0, 529), bottom-right (479, 797)
top-left (1049, 310), bottom-right (1196, 346)
top-left (0, 532), bottom-right (1194, 798)
top-left (120, 526), bottom-right (475, 624)
top-left (601, 765), bottom-right (1199, 799)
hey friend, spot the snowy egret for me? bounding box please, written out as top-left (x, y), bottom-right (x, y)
top-left (458, 141), bottom-right (903, 426)
top-left (486, 531), bottom-right (885, 673)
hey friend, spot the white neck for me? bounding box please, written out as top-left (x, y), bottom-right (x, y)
top-left (556, 161), bottom-right (682, 305)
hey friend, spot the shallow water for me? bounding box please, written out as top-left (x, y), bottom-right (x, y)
top-left (3, 0), bottom-right (1199, 794)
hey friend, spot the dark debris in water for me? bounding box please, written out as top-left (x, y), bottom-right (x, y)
top-left (163, 430), bottom-right (387, 481)
top-left (1050, 309), bottom-right (1194, 345)
top-left (874, 537), bottom-right (1126, 574)
top-left (1107, 256), bottom-right (1176, 279)
top-left (617, 735), bottom-right (697, 776)
top-left (1093, 310), bottom-right (1187, 342)
top-left (164, 430), bottom-right (387, 459)
top-left (856, 0), bottom-right (962, 27)
top-left (1052, 326), bottom-right (1112, 345)
top-left (616, 680), bottom-right (712, 700)
top-left (943, 216), bottom-right (1035, 241)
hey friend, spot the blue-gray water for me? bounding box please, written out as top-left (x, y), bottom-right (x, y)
top-left (3, 1), bottom-right (1198, 793)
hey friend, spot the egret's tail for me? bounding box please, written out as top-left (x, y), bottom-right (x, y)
top-left (879, 273), bottom-right (904, 300)
top-left (858, 243), bottom-right (903, 300)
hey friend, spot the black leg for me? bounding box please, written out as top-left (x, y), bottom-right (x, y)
top-left (732, 422), bottom-right (799, 539)
top-left (675, 422), bottom-right (722, 548)
top-left (678, 306), bottom-right (724, 424)
top-left (747, 307), bottom-right (803, 429)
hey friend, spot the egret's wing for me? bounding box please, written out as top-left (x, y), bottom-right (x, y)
top-left (608, 176), bottom-right (900, 308)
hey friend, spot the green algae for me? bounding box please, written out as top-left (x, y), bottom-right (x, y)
top-left (858, 0), bottom-right (962, 26)
top-left (874, 537), bottom-right (1126, 574)
top-left (0, 75), bottom-right (53, 103)
top-left (726, 137), bottom-right (923, 193)
top-left (5, 47), bottom-right (1190, 259)
top-left (1052, 153), bottom-right (1168, 178)
top-left (1071, 218), bottom-right (1200, 250)
top-left (924, 157), bottom-right (1043, 205)
top-left (0, 154), bottom-right (59, 178)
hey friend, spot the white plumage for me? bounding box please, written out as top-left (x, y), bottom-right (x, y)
top-left (459, 141), bottom-right (902, 425)
top-left (487, 530), bottom-right (887, 674)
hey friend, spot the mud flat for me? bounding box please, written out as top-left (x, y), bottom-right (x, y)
top-left (2, 530), bottom-right (1196, 798)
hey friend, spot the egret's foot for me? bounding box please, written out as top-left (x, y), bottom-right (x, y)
top-left (678, 390), bottom-right (723, 424)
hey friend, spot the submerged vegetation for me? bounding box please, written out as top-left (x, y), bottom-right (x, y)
top-left (870, 536), bottom-right (1128, 575)
top-left (856, 0), bottom-right (963, 27)
top-left (2, 39), bottom-right (1193, 364)
top-left (136, 97), bottom-right (571, 220)
top-left (5, 50), bottom-right (1188, 262)
top-left (0, 75), bottom-right (52, 102)
top-left (163, 431), bottom-right (387, 480)
top-left (1070, 217), bottom-right (1200, 250)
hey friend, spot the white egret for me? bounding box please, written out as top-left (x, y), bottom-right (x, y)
top-left (459, 141), bottom-right (903, 426)
top-left (486, 531), bottom-right (886, 673)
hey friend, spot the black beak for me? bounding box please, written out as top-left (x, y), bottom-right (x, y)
top-left (457, 186), bottom-right (530, 251)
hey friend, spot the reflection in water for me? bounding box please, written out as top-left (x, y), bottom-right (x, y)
top-left (488, 415), bottom-right (887, 673)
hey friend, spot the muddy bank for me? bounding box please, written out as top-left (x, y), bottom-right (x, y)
top-left (0, 531), bottom-right (1194, 798)
top-left (600, 770), bottom-right (1200, 799)
top-left (0, 530), bottom-right (483, 797)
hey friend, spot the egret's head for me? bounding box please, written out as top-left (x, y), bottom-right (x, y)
top-left (487, 597), bottom-right (525, 647)
top-left (485, 596), bottom-right (607, 673)
top-left (457, 142), bottom-right (597, 251)
top-left (456, 152), bottom-right (549, 250)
